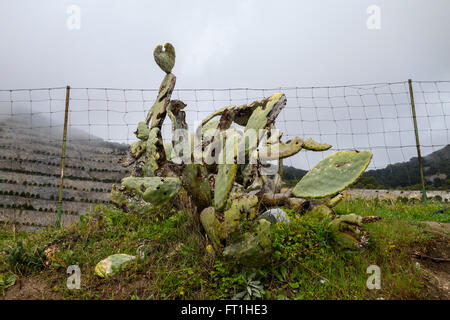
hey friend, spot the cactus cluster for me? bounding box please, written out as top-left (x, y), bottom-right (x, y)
top-left (111, 43), bottom-right (379, 267)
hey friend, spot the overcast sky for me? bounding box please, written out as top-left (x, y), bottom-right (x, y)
top-left (1, 0), bottom-right (449, 89)
top-left (1, 0), bottom-right (449, 171)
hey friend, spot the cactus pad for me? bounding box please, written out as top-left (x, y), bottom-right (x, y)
top-left (153, 43), bottom-right (176, 74)
top-left (130, 140), bottom-right (146, 158)
top-left (255, 137), bottom-right (304, 161)
top-left (292, 150), bottom-right (372, 198)
top-left (328, 214), bottom-right (364, 249)
top-left (145, 73), bottom-right (176, 129)
top-left (214, 163), bottom-right (238, 211)
top-left (224, 194), bottom-right (258, 235)
top-left (222, 219), bottom-right (272, 267)
top-left (302, 138), bottom-right (332, 151)
top-left (164, 142), bottom-right (174, 161)
top-left (199, 207), bottom-right (226, 251)
top-left (121, 176), bottom-right (181, 208)
top-left (182, 164), bottom-right (212, 211)
top-left (135, 122), bottom-right (150, 140)
top-left (245, 93), bottom-right (286, 132)
top-left (95, 254), bottom-right (136, 278)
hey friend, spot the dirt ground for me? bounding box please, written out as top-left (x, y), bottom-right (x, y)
top-left (3, 274), bottom-right (61, 300)
top-left (413, 222), bottom-right (450, 299)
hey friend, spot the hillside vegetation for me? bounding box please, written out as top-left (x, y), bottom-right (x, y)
top-left (0, 119), bottom-right (128, 230)
top-left (284, 145), bottom-right (450, 191)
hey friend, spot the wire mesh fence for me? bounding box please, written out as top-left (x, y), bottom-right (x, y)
top-left (0, 80), bottom-right (449, 229)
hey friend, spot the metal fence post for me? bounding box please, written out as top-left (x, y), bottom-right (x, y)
top-left (56, 86), bottom-right (71, 227)
top-left (407, 79), bottom-right (427, 204)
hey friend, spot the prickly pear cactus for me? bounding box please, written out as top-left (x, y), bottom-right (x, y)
top-left (111, 42), bottom-right (379, 268)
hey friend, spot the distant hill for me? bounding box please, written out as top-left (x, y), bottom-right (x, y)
top-left (0, 118), bottom-right (128, 231)
top-left (282, 165), bottom-right (307, 187)
top-left (358, 145), bottom-right (450, 190)
top-left (282, 145), bottom-right (450, 191)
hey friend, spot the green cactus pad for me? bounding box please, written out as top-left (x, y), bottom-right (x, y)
top-left (307, 204), bottom-right (334, 220)
top-left (141, 127), bottom-right (162, 175)
top-left (239, 93), bottom-right (286, 157)
top-left (199, 120), bottom-right (220, 140)
top-left (163, 142), bottom-right (174, 161)
top-left (328, 214), bottom-right (364, 249)
top-left (95, 254), bottom-right (136, 278)
top-left (213, 128), bottom-right (241, 210)
top-left (130, 140), bottom-right (146, 158)
top-left (135, 122), bottom-right (150, 140)
top-left (245, 93), bottom-right (286, 132)
top-left (121, 176), bottom-right (181, 208)
top-left (255, 137), bottom-right (304, 161)
top-left (223, 219), bottom-right (272, 267)
top-left (145, 73), bottom-right (176, 129)
top-left (292, 150), bottom-right (372, 198)
top-left (200, 105), bottom-right (236, 128)
top-left (182, 164), bottom-right (212, 211)
top-left (224, 195), bottom-right (258, 235)
top-left (153, 43), bottom-right (176, 74)
top-left (302, 138), bottom-right (332, 151)
top-left (199, 207), bottom-right (226, 251)
top-left (214, 163), bottom-right (238, 211)
top-left (328, 193), bottom-right (343, 207)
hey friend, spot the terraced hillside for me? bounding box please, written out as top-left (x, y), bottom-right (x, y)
top-left (0, 118), bottom-right (128, 231)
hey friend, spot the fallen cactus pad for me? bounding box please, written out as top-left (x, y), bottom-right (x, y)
top-left (292, 150), bottom-right (372, 198)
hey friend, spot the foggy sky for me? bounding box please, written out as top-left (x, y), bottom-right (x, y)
top-left (1, 0), bottom-right (449, 89)
top-left (0, 0), bottom-right (449, 171)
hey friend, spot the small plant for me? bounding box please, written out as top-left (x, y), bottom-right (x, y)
top-left (0, 273), bottom-right (17, 294)
top-left (232, 272), bottom-right (264, 300)
top-left (4, 240), bottom-right (46, 274)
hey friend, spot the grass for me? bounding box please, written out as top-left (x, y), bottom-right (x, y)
top-left (0, 197), bottom-right (447, 300)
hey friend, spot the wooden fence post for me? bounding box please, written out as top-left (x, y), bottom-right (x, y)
top-left (56, 86), bottom-right (71, 227)
top-left (408, 79), bottom-right (427, 204)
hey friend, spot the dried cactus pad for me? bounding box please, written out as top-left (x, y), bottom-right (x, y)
top-left (153, 43), bottom-right (176, 74)
top-left (121, 176), bottom-right (181, 208)
top-left (292, 150), bottom-right (372, 198)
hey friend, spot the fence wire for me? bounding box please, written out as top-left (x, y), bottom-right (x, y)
top-left (0, 81), bottom-right (449, 229)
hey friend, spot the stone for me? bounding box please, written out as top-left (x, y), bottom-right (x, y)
top-left (258, 208), bottom-right (290, 224)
